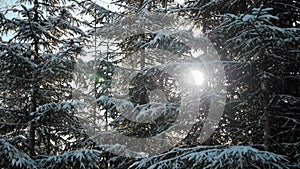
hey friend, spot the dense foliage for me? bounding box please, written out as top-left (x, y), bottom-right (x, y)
top-left (0, 0), bottom-right (299, 168)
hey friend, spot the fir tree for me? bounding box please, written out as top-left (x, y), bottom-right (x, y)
top-left (0, 0), bottom-right (96, 167)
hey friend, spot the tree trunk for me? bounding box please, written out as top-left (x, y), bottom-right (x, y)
top-left (29, 0), bottom-right (40, 156)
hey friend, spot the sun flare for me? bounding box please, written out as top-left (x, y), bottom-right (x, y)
top-left (190, 70), bottom-right (205, 86)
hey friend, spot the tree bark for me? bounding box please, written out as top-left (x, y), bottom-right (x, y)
top-left (29, 0), bottom-right (40, 156)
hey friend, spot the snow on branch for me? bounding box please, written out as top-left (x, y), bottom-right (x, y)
top-left (129, 145), bottom-right (288, 169)
top-left (0, 138), bottom-right (37, 169)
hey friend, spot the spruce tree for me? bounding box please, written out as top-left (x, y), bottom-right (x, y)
top-left (0, 0), bottom-right (97, 167)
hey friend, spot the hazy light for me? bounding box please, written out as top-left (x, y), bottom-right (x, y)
top-left (190, 70), bottom-right (205, 86)
top-left (174, 0), bottom-right (185, 5)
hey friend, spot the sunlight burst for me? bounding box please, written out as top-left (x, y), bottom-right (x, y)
top-left (190, 70), bottom-right (205, 86)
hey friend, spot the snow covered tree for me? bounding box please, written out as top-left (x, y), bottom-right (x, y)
top-left (86, 0), bottom-right (299, 167)
top-left (0, 0), bottom-right (95, 162)
top-left (181, 0), bottom-right (300, 165)
top-left (216, 4), bottom-right (299, 149)
top-left (73, 0), bottom-right (118, 136)
top-left (1, 0), bottom-right (298, 168)
top-left (0, 138), bottom-right (37, 169)
top-left (128, 145), bottom-right (288, 169)
top-left (94, 0), bottom-right (298, 168)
